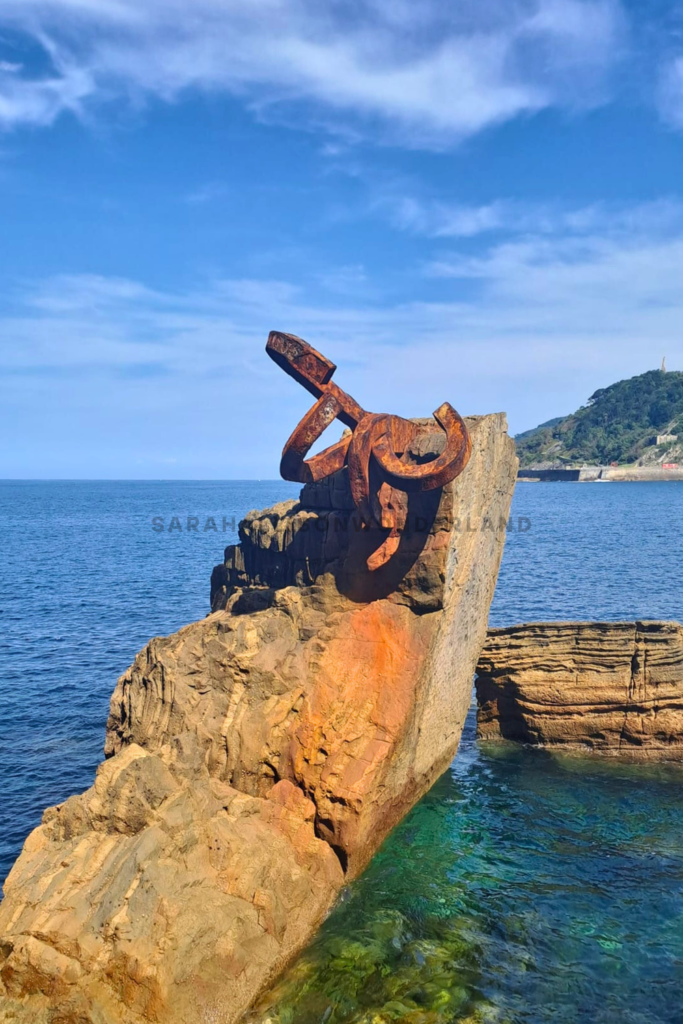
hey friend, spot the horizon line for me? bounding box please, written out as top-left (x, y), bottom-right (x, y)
top-left (0, 478), bottom-right (298, 484)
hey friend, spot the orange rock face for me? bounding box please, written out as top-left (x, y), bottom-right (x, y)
top-left (0, 413), bottom-right (517, 1024)
top-left (290, 600), bottom-right (436, 869)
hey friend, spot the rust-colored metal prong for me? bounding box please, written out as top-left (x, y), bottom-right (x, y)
top-left (266, 331), bottom-right (336, 398)
top-left (366, 481), bottom-right (408, 571)
top-left (280, 392), bottom-right (352, 483)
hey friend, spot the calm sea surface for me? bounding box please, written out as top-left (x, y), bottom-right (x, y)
top-left (2, 480), bottom-right (683, 1022)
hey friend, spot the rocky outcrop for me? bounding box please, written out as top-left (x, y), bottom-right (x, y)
top-left (476, 621), bottom-right (683, 757)
top-left (0, 413), bottom-right (516, 1024)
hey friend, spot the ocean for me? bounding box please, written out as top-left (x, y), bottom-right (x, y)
top-left (2, 479), bottom-right (683, 1022)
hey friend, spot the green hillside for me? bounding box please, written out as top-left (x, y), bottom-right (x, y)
top-left (516, 369), bottom-right (683, 467)
top-left (514, 416), bottom-right (565, 443)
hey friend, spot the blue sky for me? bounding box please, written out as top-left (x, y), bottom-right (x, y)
top-left (1, 0), bottom-right (683, 477)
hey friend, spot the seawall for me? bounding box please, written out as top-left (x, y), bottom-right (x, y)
top-left (518, 465), bottom-right (683, 482)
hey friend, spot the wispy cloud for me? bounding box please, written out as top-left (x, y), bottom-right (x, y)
top-left (389, 198), bottom-right (508, 238)
top-left (382, 196), bottom-right (683, 239)
top-left (658, 57), bottom-right (683, 130)
top-left (0, 63), bottom-right (93, 128)
top-left (2, 195), bottom-right (683, 476)
top-left (316, 264), bottom-right (374, 297)
top-left (184, 181), bottom-right (230, 205)
top-left (0, 0), bottom-right (625, 144)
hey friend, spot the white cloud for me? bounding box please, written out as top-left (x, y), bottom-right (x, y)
top-left (427, 233), bottom-right (683, 318)
top-left (0, 64), bottom-right (93, 127)
top-left (0, 0), bottom-right (625, 143)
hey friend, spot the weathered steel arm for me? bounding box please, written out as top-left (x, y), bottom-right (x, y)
top-left (268, 332), bottom-right (366, 483)
top-left (279, 392), bottom-right (352, 483)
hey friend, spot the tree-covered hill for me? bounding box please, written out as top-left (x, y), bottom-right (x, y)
top-left (516, 369), bottom-right (683, 467)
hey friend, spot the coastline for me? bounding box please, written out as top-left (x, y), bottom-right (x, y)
top-left (518, 465), bottom-right (683, 482)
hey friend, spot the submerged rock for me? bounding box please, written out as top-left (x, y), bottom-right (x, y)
top-left (476, 620), bottom-right (683, 757)
top-left (0, 413), bottom-right (516, 1024)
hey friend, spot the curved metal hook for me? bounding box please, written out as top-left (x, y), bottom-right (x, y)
top-left (372, 403), bottom-right (472, 492)
top-left (347, 404), bottom-right (472, 516)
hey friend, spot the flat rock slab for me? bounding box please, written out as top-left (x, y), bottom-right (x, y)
top-left (0, 414), bottom-right (516, 1024)
top-left (476, 620), bottom-right (683, 757)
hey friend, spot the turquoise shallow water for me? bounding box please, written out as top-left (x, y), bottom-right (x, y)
top-left (1, 479), bottom-right (683, 1019)
top-left (250, 711), bottom-right (683, 1024)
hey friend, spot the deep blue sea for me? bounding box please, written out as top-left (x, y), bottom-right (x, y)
top-left (2, 480), bottom-right (683, 1023)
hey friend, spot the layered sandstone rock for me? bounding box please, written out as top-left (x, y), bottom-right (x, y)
top-left (476, 621), bottom-right (683, 757)
top-left (0, 413), bottom-right (516, 1024)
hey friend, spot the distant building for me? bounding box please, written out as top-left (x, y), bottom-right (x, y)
top-left (662, 357), bottom-right (667, 373)
top-left (657, 434), bottom-right (678, 445)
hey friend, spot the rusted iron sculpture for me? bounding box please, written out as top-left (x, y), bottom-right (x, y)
top-left (267, 331), bottom-right (472, 570)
